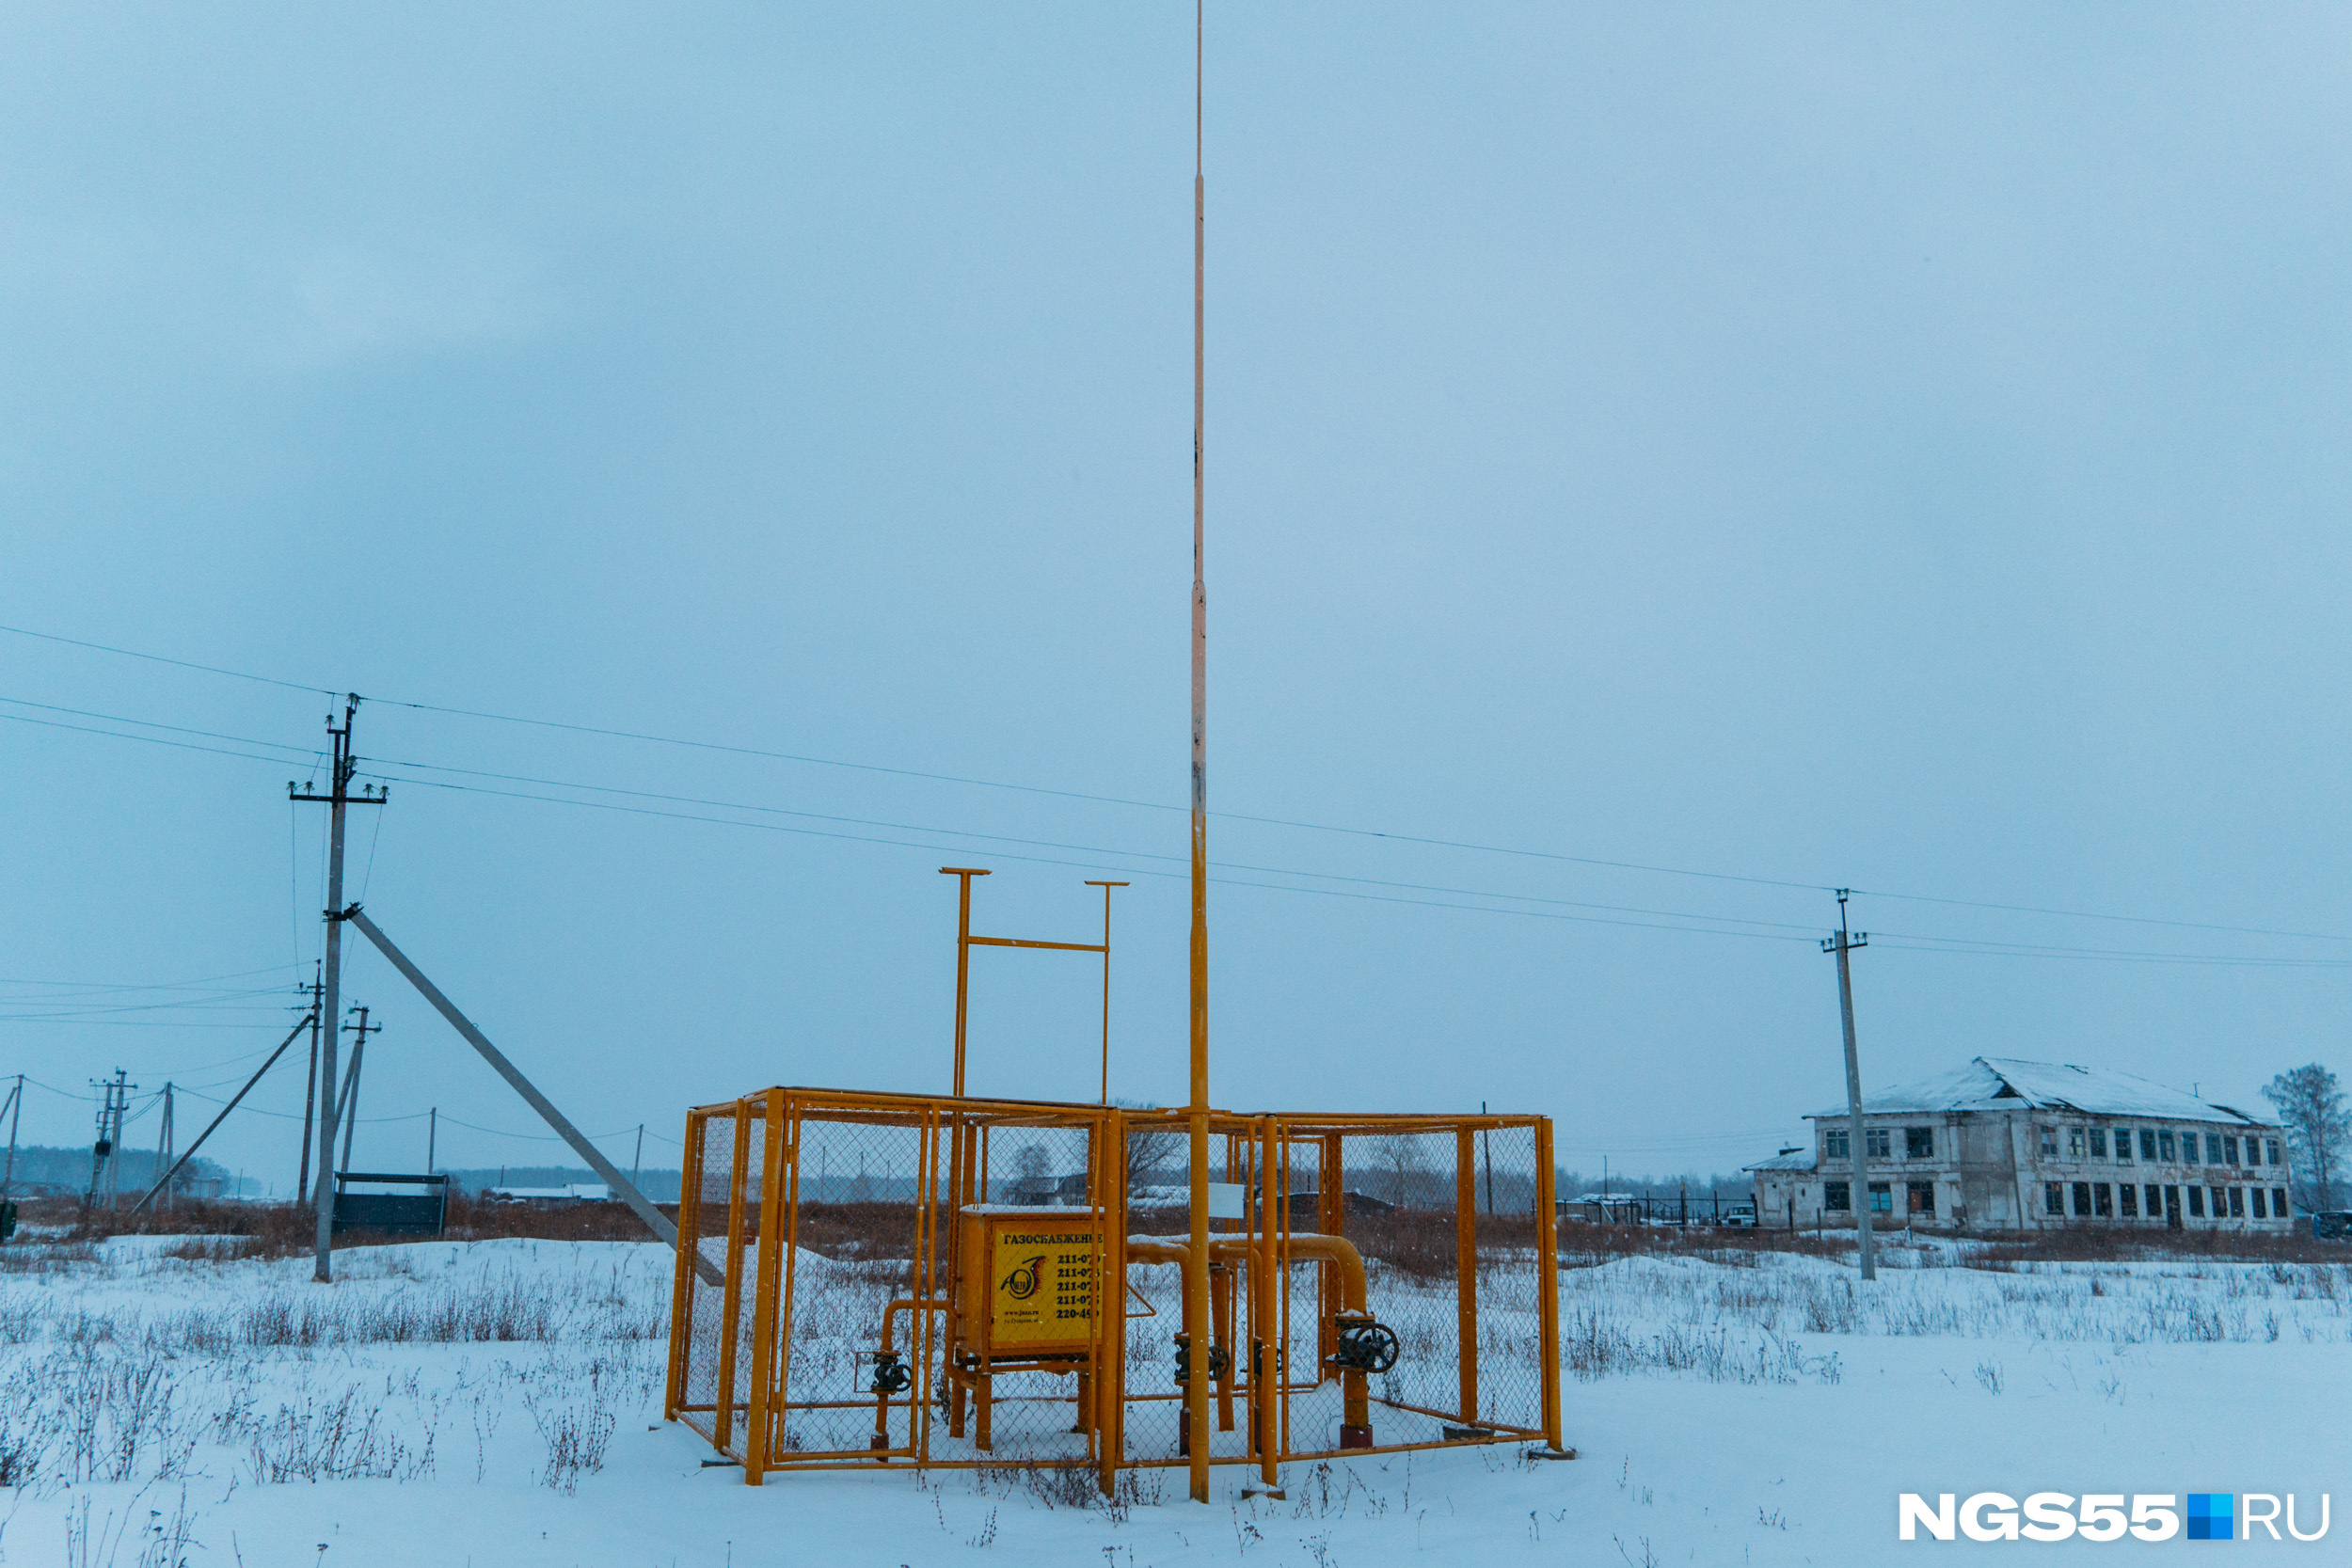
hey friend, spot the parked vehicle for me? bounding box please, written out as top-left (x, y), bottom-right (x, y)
top-left (1719, 1203), bottom-right (1757, 1228)
top-left (2312, 1212), bottom-right (2352, 1241)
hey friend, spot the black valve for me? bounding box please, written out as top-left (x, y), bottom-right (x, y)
top-left (1251, 1338), bottom-right (1283, 1380)
top-left (1329, 1319), bottom-right (1400, 1374)
top-left (869, 1350), bottom-right (912, 1396)
top-left (1172, 1334), bottom-right (1232, 1385)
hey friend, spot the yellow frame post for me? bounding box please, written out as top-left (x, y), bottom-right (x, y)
top-left (663, 1108), bottom-right (707, 1422)
top-left (744, 1093), bottom-right (788, 1482)
top-left (1534, 1116), bottom-right (1563, 1451)
top-left (713, 1099), bottom-right (753, 1456)
top-left (1256, 1115), bottom-right (1279, 1486)
top-left (1096, 1106), bottom-right (1127, 1498)
top-left (1455, 1126), bottom-right (1479, 1427)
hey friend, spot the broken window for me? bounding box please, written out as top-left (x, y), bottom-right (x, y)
top-left (2089, 1129), bottom-right (2107, 1158)
top-left (1905, 1127), bottom-right (1933, 1159)
top-left (2249, 1188), bottom-right (2266, 1219)
top-left (2113, 1129), bottom-right (2132, 1164)
top-left (2228, 1187), bottom-right (2245, 1219)
top-left (1824, 1129), bottom-right (1849, 1160)
top-left (2266, 1138), bottom-right (2281, 1165)
top-left (1865, 1128), bottom-right (1891, 1160)
top-left (2206, 1133), bottom-right (2224, 1164)
top-left (2223, 1135), bottom-right (2240, 1166)
top-left (2043, 1182), bottom-right (2064, 1216)
top-left (2158, 1130), bottom-right (2175, 1162)
top-left (2187, 1186), bottom-right (2206, 1218)
top-left (1823, 1181), bottom-right (1851, 1212)
top-left (2067, 1128), bottom-right (2086, 1160)
top-left (2072, 1181), bottom-right (2092, 1216)
top-left (1867, 1181), bottom-right (1892, 1212)
top-left (2093, 1183), bottom-right (2113, 1217)
top-left (2273, 1187), bottom-right (2288, 1216)
top-left (2145, 1183), bottom-right (2163, 1216)
top-left (2182, 1132), bottom-right (2200, 1165)
top-left (2120, 1184), bottom-right (2138, 1217)
top-left (2039, 1125), bottom-right (2058, 1159)
top-left (2140, 1129), bottom-right (2159, 1162)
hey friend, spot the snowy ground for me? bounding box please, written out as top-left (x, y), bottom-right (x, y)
top-left (0, 1234), bottom-right (2340, 1565)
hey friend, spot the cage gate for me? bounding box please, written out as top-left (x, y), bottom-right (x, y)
top-left (664, 1087), bottom-right (1562, 1487)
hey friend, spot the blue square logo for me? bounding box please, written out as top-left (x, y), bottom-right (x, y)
top-left (2186, 1494), bottom-right (2233, 1541)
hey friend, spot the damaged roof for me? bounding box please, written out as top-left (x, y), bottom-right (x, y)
top-left (1806, 1056), bottom-right (2272, 1125)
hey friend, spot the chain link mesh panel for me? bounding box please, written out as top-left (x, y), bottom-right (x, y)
top-left (673, 1104), bottom-right (736, 1448)
top-left (771, 1112), bottom-right (930, 1459)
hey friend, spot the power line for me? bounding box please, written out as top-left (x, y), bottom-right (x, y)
top-left (361, 757), bottom-right (1825, 934)
top-left (0, 710), bottom-right (313, 769)
top-left (0, 623), bottom-right (331, 696)
top-left (0, 963), bottom-right (301, 993)
top-left (0, 986), bottom-right (299, 1022)
top-left (4, 696), bottom-right (1820, 936)
top-left (8, 690), bottom-right (2345, 964)
top-left (378, 771), bottom-right (2352, 966)
top-left (8, 632), bottom-right (2352, 949)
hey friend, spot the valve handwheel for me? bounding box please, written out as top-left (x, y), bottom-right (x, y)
top-left (1333, 1320), bottom-right (1400, 1373)
top-left (870, 1353), bottom-right (913, 1395)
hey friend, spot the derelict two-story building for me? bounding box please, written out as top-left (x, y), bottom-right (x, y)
top-left (1745, 1057), bottom-right (2294, 1232)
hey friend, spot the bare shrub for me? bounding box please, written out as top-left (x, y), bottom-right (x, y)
top-left (523, 1356), bottom-right (628, 1493)
top-left (247, 1388), bottom-right (426, 1483)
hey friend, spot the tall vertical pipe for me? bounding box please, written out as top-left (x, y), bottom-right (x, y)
top-left (1184, 0), bottom-right (1213, 1506)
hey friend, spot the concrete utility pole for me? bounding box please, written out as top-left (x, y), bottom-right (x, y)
top-left (338, 1005), bottom-right (380, 1174)
top-left (1823, 891), bottom-right (1875, 1281)
top-left (290, 694), bottom-right (387, 1282)
top-left (295, 964), bottom-right (323, 1204)
top-left (135, 1012), bottom-right (313, 1213)
top-left (1, 1074), bottom-right (22, 1201)
top-left (1481, 1101), bottom-right (1495, 1216)
top-left (427, 1107), bottom-right (437, 1174)
top-left (344, 908), bottom-right (685, 1253)
top-left (85, 1069), bottom-right (134, 1212)
top-left (153, 1085), bottom-right (174, 1211)
top-left (1184, 0), bottom-right (1213, 1506)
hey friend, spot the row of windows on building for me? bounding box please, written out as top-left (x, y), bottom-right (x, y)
top-left (1823, 1180), bottom-right (1937, 1214)
top-left (1823, 1127), bottom-right (1937, 1161)
top-left (1824, 1123), bottom-right (2287, 1169)
top-left (2042, 1180), bottom-right (2291, 1221)
top-left (2035, 1126), bottom-right (2280, 1169)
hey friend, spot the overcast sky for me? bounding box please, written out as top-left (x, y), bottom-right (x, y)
top-left (3, 4), bottom-right (2348, 1194)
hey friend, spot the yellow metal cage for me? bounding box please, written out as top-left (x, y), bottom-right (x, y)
top-left (663, 1086), bottom-right (1562, 1488)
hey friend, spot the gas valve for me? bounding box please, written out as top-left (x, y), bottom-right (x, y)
top-left (1328, 1317), bottom-right (1400, 1374)
top-left (869, 1350), bottom-right (913, 1395)
top-left (1171, 1333), bottom-right (1232, 1385)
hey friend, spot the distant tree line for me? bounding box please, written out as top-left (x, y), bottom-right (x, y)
top-left (0, 1145), bottom-right (231, 1197)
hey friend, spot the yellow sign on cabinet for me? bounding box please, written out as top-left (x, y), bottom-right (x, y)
top-left (988, 1225), bottom-right (1097, 1349)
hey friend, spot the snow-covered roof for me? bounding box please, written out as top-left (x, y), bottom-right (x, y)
top-left (1807, 1057), bottom-right (2272, 1126)
top-left (1742, 1150), bottom-right (1817, 1173)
